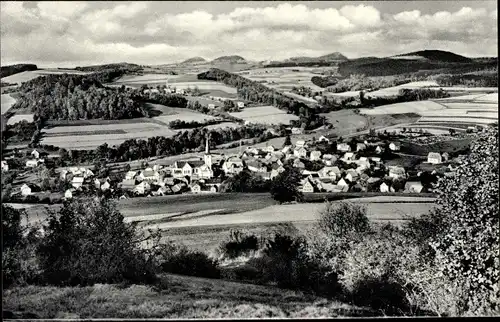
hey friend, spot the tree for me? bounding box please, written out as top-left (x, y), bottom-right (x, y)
top-left (36, 197), bottom-right (160, 286)
top-left (283, 135), bottom-right (292, 147)
top-left (270, 166), bottom-right (303, 203)
top-left (430, 126), bottom-right (499, 315)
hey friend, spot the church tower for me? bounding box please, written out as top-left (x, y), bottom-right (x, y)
top-left (204, 133), bottom-right (212, 168)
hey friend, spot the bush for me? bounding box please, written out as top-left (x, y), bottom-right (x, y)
top-left (317, 201), bottom-right (370, 237)
top-left (219, 229), bottom-right (259, 259)
top-left (159, 243), bottom-right (221, 279)
top-left (270, 166), bottom-right (303, 203)
top-left (36, 198), bottom-right (159, 286)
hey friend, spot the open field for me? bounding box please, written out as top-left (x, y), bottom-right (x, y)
top-left (40, 120), bottom-right (177, 149)
top-left (365, 81), bottom-right (440, 97)
top-left (320, 109), bottom-right (368, 134)
top-left (1, 69), bottom-right (91, 85)
top-left (6, 113), bottom-right (34, 125)
top-left (112, 73), bottom-right (195, 84)
top-left (3, 274), bottom-right (373, 319)
top-left (282, 91), bottom-right (318, 104)
top-left (146, 103), bottom-right (218, 124)
top-left (1, 93), bottom-right (16, 114)
top-left (229, 106), bottom-right (299, 125)
top-left (324, 91), bottom-right (361, 98)
top-left (237, 67), bottom-right (324, 93)
top-left (360, 101), bottom-right (445, 115)
top-left (185, 96), bottom-right (223, 108)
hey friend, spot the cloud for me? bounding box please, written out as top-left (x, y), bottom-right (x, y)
top-left (0, 2), bottom-right (497, 66)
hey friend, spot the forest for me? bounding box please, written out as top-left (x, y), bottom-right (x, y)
top-left (0, 63), bottom-right (37, 78)
top-left (11, 71), bottom-right (145, 121)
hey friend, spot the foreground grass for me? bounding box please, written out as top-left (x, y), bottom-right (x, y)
top-left (3, 274), bottom-right (374, 319)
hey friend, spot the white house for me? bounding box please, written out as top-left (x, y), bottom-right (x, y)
top-left (310, 150), bottom-right (322, 161)
top-left (295, 140), bottom-right (306, 148)
top-left (356, 143), bottom-right (367, 151)
top-left (100, 181), bottom-right (111, 191)
top-left (343, 152), bottom-right (356, 161)
top-left (71, 177), bottom-right (84, 189)
top-left (25, 159), bottom-right (39, 168)
top-left (380, 182), bottom-right (390, 193)
top-left (291, 127), bottom-right (303, 135)
top-left (139, 168), bottom-right (156, 181)
top-left (337, 143), bottom-right (351, 152)
top-left (222, 157), bottom-right (244, 175)
top-left (21, 184), bottom-right (34, 196)
top-left (337, 178), bottom-right (349, 187)
top-left (1, 160), bottom-right (9, 172)
top-left (282, 146), bottom-right (293, 154)
top-left (318, 135), bottom-right (330, 143)
top-left (237, 102), bottom-right (245, 108)
top-left (375, 146), bottom-right (385, 154)
top-left (31, 149), bottom-right (40, 159)
top-left (294, 147), bottom-right (308, 158)
top-left (345, 172), bottom-right (358, 183)
top-left (64, 189), bottom-right (73, 199)
top-left (208, 104), bottom-right (216, 109)
top-left (388, 166), bottom-right (406, 179)
top-left (265, 145), bottom-right (276, 153)
top-left (134, 181), bottom-right (151, 195)
top-left (427, 152), bottom-right (443, 164)
top-left (389, 142), bottom-right (401, 151)
top-left (194, 164), bottom-right (214, 179)
top-left (405, 181), bottom-right (424, 193)
top-left (302, 179), bottom-right (316, 193)
top-left (319, 166), bottom-right (341, 179)
top-left (125, 171), bottom-right (137, 180)
top-left (246, 160), bottom-right (267, 173)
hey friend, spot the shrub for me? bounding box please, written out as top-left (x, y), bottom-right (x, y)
top-left (270, 166), bottom-right (303, 203)
top-left (317, 201), bottom-right (370, 237)
top-left (36, 198), bottom-right (159, 286)
top-left (219, 229), bottom-right (259, 259)
top-left (159, 243), bottom-right (221, 279)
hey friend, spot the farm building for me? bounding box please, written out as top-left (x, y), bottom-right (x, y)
top-left (246, 160), bottom-right (267, 173)
top-left (291, 127), bottom-right (303, 134)
top-left (134, 181), bottom-right (151, 195)
top-left (120, 179), bottom-right (136, 190)
top-left (294, 147), bottom-right (308, 158)
top-left (31, 149), bottom-right (40, 159)
top-left (427, 152), bottom-right (443, 164)
top-left (343, 152), bottom-right (356, 161)
top-left (356, 143), bottom-right (367, 151)
top-left (337, 178), bottom-right (349, 187)
top-left (389, 166), bottom-right (406, 179)
top-left (301, 179), bottom-right (317, 193)
top-left (208, 104), bottom-right (216, 109)
top-left (21, 183), bottom-right (40, 196)
top-left (25, 159), bottom-right (39, 168)
top-left (237, 102), bottom-right (245, 108)
top-left (125, 171), bottom-right (137, 180)
top-left (380, 182), bottom-right (390, 193)
top-left (318, 166), bottom-right (341, 179)
top-left (64, 189), bottom-right (73, 199)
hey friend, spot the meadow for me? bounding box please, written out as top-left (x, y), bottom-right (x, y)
top-left (6, 114), bottom-right (34, 125)
top-left (237, 67), bottom-right (324, 93)
top-left (1, 93), bottom-right (16, 114)
top-left (365, 80), bottom-right (440, 97)
top-left (40, 120), bottom-right (177, 150)
top-left (319, 109), bottom-right (368, 135)
top-left (2, 274), bottom-right (373, 319)
top-left (228, 106), bottom-right (299, 125)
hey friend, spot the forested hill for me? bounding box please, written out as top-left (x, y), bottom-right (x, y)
top-left (197, 68), bottom-right (326, 130)
top-left (12, 72), bottom-right (145, 121)
top-left (74, 63), bottom-right (142, 73)
top-left (0, 64), bottom-right (38, 78)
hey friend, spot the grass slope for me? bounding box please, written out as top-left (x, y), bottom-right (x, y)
top-left (2, 274), bottom-right (374, 319)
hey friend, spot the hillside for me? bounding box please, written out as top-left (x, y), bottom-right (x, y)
top-left (181, 57), bottom-right (207, 64)
top-left (338, 50), bottom-right (496, 77)
top-left (74, 62), bottom-right (143, 72)
top-left (317, 52), bottom-right (349, 61)
top-left (0, 64), bottom-right (38, 78)
top-left (2, 274), bottom-right (373, 319)
top-left (392, 50), bottom-right (472, 63)
top-left (212, 55), bottom-right (247, 64)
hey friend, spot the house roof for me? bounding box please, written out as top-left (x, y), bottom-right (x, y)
top-left (72, 177), bottom-right (84, 183)
top-left (177, 160), bottom-right (205, 168)
top-left (427, 152), bottom-right (442, 159)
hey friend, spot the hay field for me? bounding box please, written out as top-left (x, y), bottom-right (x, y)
top-left (320, 109), bottom-right (368, 134)
top-left (40, 121), bottom-right (177, 149)
top-left (112, 73), bottom-right (188, 84)
top-left (324, 91), bottom-right (361, 98)
top-left (1, 69), bottom-right (90, 85)
top-left (229, 106), bottom-right (299, 125)
top-left (282, 91), bottom-right (318, 104)
top-left (360, 101), bottom-right (446, 115)
top-left (1, 93), bottom-right (16, 114)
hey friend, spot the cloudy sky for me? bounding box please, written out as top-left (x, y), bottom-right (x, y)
top-left (1, 1), bottom-right (497, 67)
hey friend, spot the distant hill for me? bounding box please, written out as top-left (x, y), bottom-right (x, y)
top-left (391, 50), bottom-right (472, 63)
top-left (0, 64), bottom-right (38, 78)
top-left (181, 57), bottom-right (207, 64)
top-left (211, 55), bottom-right (246, 64)
top-left (287, 52), bottom-right (348, 63)
top-left (338, 50), bottom-right (494, 77)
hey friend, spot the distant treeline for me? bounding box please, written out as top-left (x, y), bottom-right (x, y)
top-left (361, 88), bottom-right (451, 108)
top-left (168, 119), bottom-right (222, 129)
top-left (41, 125), bottom-right (273, 164)
top-left (338, 58), bottom-right (498, 77)
top-left (198, 68), bottom-right (326, 130)
top-left (75, 63), bottom-right (142, 73)
top-left (11, 72), bottom-right (145, 122)
top-left (311, 76), bottom-right (340, 88)
top-left (434, 73), bottom-right (498, 88)
top-left (325, 74), bottom-right (415, 93)
top-left (263, 61), bottom-right (339, 68)
top-left (0, 64), bottom-right (37, 78)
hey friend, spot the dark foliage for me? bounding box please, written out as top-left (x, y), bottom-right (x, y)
top-left (219, 230), bottom-right (260, 259)
top-left (270, 166), bottom-right (303, 203)
top-left (0, 64), bottom-right (37, 78)
top-left (160, 243), bottom-right (221, 279)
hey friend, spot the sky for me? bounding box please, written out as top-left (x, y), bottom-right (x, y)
top-left (0, 1), bottom-right (497, 67)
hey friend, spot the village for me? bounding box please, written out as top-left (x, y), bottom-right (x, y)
top-left (1, 127), bottom-right (459, 203)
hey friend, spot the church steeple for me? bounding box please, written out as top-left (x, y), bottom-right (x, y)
top-left (205, 133), bottom-right (210, 154)
top-left (204, 133), bottom-right (212, 168)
